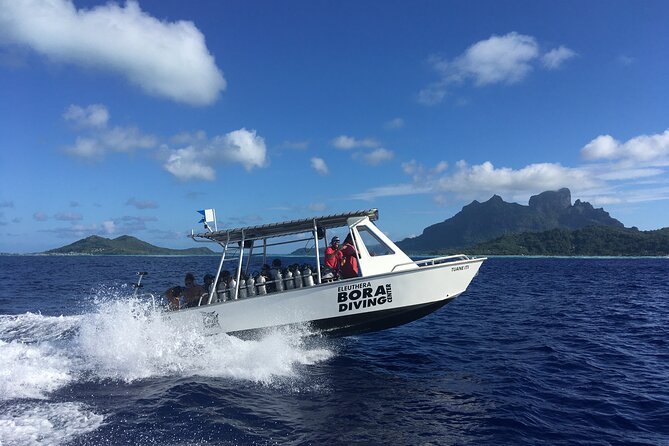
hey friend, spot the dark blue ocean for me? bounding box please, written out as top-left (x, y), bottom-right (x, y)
top-left (0, 256), bottom-right (668, 446)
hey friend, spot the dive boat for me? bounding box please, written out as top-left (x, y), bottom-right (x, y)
top-left (163, 209), bottom-right (485, 337)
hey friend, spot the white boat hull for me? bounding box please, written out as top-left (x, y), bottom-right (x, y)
top-left (163, 257), bottom-right (484, 338)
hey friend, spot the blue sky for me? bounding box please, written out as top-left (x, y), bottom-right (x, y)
top-left (1, 0), bottom-right (668, 253)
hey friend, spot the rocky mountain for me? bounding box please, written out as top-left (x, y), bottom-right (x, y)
top-left (45, 235), bottom-right (216, 255)
top-left (397, 188), bottom-right (624, 253)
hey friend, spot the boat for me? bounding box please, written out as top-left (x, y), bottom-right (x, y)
top-left (161, 209), bottom-right (486, 338)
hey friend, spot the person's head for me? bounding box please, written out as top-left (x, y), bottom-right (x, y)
top-left (343, 234), bottom-right (353, 245)
top-left (272, 258), bottom-right (282, 268)
top-left (184, 272), bottom-right (195, 287)
top-left (330, 236), bottom-right (340, 247)
top-left (203, 274), bottom-right (215, 287)
top-left (167, 285), bottom-right (183, 297)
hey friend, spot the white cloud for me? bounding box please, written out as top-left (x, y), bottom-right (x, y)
top-left (419, 32), bottom-right (576, 105)
top-left (541, 46), bottom-right (577, 69)
top-left (63, 104), bottom-right (109, 128)
top-left (596, 168), bottom-right (664, 181)
top-left (401, 159), bottom-right (448, 183)
top-left (163, 128), bottom-right (268, 181)
top-left (332, 135), bottom-right (380, 150)
top-left (353, 159), bottom-right (597, 203)
top-left (436, 161), bottom-right (596, 199)
top-left (351, 128), bottom-right (669, 208)
top-left (63, 104), bottom-right (157, 160)
top-left (451, 32), bottom-right (539, 86)
top-left (433, 161), bottom-right (449, 174)
top-left (581, 129), bottom-right (669, 163)
top-left (384, 118), bottom-right (405, 130)
top-left (171, 130), bottom-right (208, 145)
top-left (101, 127), bottom-right (157, 152)
top-left (216, 129), bottom-right (268, 171)
top-left (54, 212), bottom-right (83, 221)
top-left (581, 135), bottom-right (619, 160)
top-left (350, 184), bottom-right (431, 201)
top-left (164, 146), bottom-right (216, 181)
top-left (357, 148), bottom-right (395, 166)
top-left (65, 137), bottom-right (105, 159)
top-left (0, 0), bottom-right (225, 105)
top-left (417, 84), bottom-right (448, 106)
top-left (102, 220), bottom-right (116, 234)
top-left (310, 157), bottom-right (329, 175)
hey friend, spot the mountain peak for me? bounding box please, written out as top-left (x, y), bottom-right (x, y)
top-left (529, 188), bottom-right (571, 213)
top-left (397, 188), bottom-right (624, 253)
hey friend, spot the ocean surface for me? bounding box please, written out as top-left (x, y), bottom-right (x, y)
top-left (0, 255), bottom-right (667, 446)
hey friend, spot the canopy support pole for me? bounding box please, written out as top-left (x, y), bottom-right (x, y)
top-left (313, 219), bottom-right (321, 284)
top-left (234, 230), bottom-right (245, 300)
top-left (208, 233), bottom-right (229, 305)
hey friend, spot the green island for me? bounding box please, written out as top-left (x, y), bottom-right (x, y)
top-left (462, 226), bottom-right (669, 256)
top-left (44, 235), bottom-right (215, 256)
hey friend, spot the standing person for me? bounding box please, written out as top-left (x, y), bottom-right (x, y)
top-left (340, 234), bottom-right (359, 279)
top-left (325, 236), bottom-right (343, 272)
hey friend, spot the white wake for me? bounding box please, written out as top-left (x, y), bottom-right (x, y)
top-left (0, 290), bottom-right (334, 445)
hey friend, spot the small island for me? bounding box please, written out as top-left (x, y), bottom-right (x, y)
top-left (44, 235), bottom-right (215, 256)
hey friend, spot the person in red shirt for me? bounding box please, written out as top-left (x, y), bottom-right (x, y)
top-left (325, 236), bottom-right (343, 273)
top-left (340, 234), bottom-right (359, 279)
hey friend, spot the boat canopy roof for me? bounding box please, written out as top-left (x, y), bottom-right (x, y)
top-left (191, 209), bottom-right (378, 244)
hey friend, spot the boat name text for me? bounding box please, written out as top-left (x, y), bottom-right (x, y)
top-left (451, 264), bottom-right (469, 272)
top-left (337, 282), bottom-right (392, 312)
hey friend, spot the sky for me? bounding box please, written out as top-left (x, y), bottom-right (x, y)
top-left (1, 0), bottom-right (668, 253)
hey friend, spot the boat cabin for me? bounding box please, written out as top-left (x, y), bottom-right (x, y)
top-left (188, 209), bottom-right (421, 306)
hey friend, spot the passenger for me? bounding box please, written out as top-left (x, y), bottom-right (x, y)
top-left (202, 273), bottom-right (215, 304)
top-left (340, 234), bottom-right (359, 279)
top-left (164, 285), bottom-right (182, 310)
top-left (203, 274), bottom-right (215, 292)
top-left (325, 236), bottom-right (343, 276)
top-left (182, 272), bottom-right (206, 308)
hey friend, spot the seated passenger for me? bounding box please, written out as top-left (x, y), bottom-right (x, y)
top-left (201, 273), bottom-right (215, 304)
top-left (325, 236), bottom-right (343, 278)
top-left (182, 272), bottom-right (206, 308)
top-left (164, 285), bottom-right (182, 310)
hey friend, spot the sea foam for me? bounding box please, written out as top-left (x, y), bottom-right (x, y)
top-left (0, 402), bottom-right (104, 446)
top-left (0, 289), bottom-right (333, 444)
top-left (75, 295), bottom-right (333, 384)
top-left (0, 289), bottom-right (333, 395)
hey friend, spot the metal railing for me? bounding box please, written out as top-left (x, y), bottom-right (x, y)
top-left (390, 254), bottom-right (471, 272)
